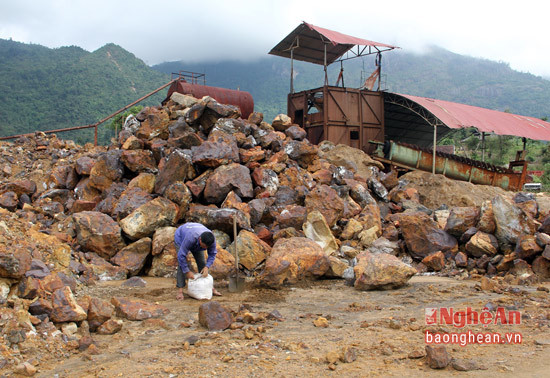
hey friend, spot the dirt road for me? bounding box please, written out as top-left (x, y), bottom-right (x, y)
top-left (35, 276), bottom-right (549, 377)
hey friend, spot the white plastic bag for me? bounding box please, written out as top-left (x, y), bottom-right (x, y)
top-left (187, 274), bottom-right (213, 300)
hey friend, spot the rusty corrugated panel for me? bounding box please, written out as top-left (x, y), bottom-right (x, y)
top-left (397, 93), bottom-right (550, 141)
top-left (372, 141), bottom-right (526, 191)
top-left (166, 81), bottom-right (254, 119)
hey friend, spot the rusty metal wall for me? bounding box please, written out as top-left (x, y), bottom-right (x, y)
top-left (288, 86), bottom-right (384, 153)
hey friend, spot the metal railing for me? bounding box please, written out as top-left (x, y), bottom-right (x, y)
top-left (0, 79), bottom-right (176, 146)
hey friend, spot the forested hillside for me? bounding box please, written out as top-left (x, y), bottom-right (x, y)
top-left (1, 39), bottom-right (549, 149)
top-left (0, 39), bottom-right (169, 144)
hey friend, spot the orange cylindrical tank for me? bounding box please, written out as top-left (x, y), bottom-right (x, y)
top-left (165, 80), bottom-right (254, 119)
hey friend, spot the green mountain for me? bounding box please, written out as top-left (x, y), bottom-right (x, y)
top-left (0, 39), bottom-right (170, 144)
top-left (153, 47), bottom-right (550, 123)
top-left (1, 38), bottom-right (549, 148)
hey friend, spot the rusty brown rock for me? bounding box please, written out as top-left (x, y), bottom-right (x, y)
top-left (0, 191), bottom-right (18, 211)
top-left (248, 111), bottom-right (263, 125)
top-left (121, 149), bottom-right (157, 173)
top-left (87, 297), bottom-right (114, 331)
top-left (121, 135), bottom-right (145, 150)
top-left (127, 172), bottom-right (156, 194)
top-left (425, 345), bottom-right (450, 369)
top-left (96, 319), bottom-right (123, 335)
top-left (191, 137), bottom-right (239, 168)
top-left (285, 125), bottom-right (307, 140)
top-left (492, 195), bottom-right (537, 246)
top-left (477, 200), bottom-right (496, 234)
top-left (278, 166), bottom-right (315, 189)
top-left (515, 234), bottom-right (543, 260)
top-left (50, 286), bottom-right (87, 323)
top-left (186, 205), bottom-right (251, 235)
top-left (240, 146), bottom-right (266, 165)
top-left (421, 251), bottom-right (446, 271)
top-left (111, 297), bottom-right (170, 321)
top-left (84, 253), bottom-right (128, 281)
top-left (274, 205), bottom-right (307, 230)
top-left (73, 211), bottom-right (125, 259)
top-left (259, 237), bottom-right (331, 288)
top-left (154, 150), bottom-right (194, 195)
top-left (465, 231), bottom-right (499, 257)
top-left (0, 246), bottom-right (32, 279)
top-left (230, 230), bottom-right (271, 271)
top-left (455, 251), bottom-right (468, 267)
top-left (135, 107), bottom-right (171, 140)
top-left (532, 256), bottom-right (550, 279)
top-left (283, 140), bottom-right (318, 168)
top-left (112, 187), bottom-right (153, 221)
top-left (252, 167), bottom-right (279, 196)
top-left (111, 237), bottom-right (152, 276)
top-left (119, 197), bottom-right (178, 240)
top-left (444, 207), bottom-right (480, 237)
top-left (305, 185), bottom-right (344, 227)
top-left (354, 251), bottom-right (416, 290)
top-left (1, 179), bottom-right (37, 197)
top-left (89, 150), bottom-right (124, 192)
top-left (398, 212), bottom-right (458, 260)
top-left (199, 301), bottom-right (233, 331)
top-left (204, 163), bottom-right (253, 204)
top-left (46, 165), bottom-right (75, 190)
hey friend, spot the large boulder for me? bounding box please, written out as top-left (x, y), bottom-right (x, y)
top-left (492, 195), bottom-right (537, 246)
top-left (230, 230), bottom-right (271, 271)
top-left (120, 197), bottom-right (178, 240)
top-left (354, 252), bottom-right (416, 290)
top-left (0, 246), bottom-right (32, 279)
top-left (110, 237), bottom-right (152, 276)
top-left (259, 237), bottom-right (331, 288)
top-left (304, 185), bottom-right (344, 227)
top-left (50, 287), bottom-right (87, 323)
top-left (191, 136), bottom-right (239, 168)
top-left (186, 205), bottom-right (251, 234)
top-left (111, 297), bottom-right (170, 321)
top-left (444, 207), bottom-right (480, 237)
top-left (203, 163), bottom-right (253, 204)
top-left (465, 231), bottom-right (499, 257)
top-left (120, 150), bottom-right (157, 173)
top-left (73, 211), bottom-right (126, 259)
top-left (89, 150), bottom-right (124, 192)
top-left (398, 212), bottom-right (458, 260)
top-left (199, 301), bottom-right (233, 331)
top-left (302, 210), bottom-right (339, 255)
top-left (154, 150), bottom-right (195, 195)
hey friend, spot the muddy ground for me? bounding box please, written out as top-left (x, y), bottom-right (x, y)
top-left (28, 276), bottom-right (550, 377)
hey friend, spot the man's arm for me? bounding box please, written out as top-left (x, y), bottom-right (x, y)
top-left (205, 242), bottom-right (218, 268)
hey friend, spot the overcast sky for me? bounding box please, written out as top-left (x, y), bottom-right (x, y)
top-left (1, 0), bottom-right (549, 78)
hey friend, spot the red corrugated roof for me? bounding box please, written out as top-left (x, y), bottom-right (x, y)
top-left (398, 93), bottom-right (550, 141)
top-left (304, 22), bottom-right (397, 49)
top-left (269, 22), bottom-right (397, 65)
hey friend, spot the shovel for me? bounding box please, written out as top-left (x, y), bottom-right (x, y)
top-left (228, 214), bottom-right (245, 293)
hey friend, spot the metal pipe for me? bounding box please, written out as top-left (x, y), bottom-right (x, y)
top-left (481, 132), bottom-right (485, 161)
top-left (290, 48), bottom-right (294, 94)
top-left (324, 44), bottom-right (328, 86)
top-left (432, 125), bottom-right (437, 174)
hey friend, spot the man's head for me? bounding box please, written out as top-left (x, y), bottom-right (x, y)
top-left (199, 231), bottom-right (215, 249)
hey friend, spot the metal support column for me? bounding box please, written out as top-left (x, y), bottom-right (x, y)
top-left (432, 125), bottom-right (437, 174)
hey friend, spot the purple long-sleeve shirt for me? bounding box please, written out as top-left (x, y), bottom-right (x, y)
top-left (174, 223), bottom-right (217, 274)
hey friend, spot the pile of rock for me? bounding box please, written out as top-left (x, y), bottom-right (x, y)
top-left (0, 91), bottom-right (549, 361)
